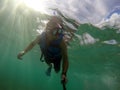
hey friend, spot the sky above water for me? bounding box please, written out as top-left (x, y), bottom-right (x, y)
top-left (0, 0), bottom-right (120, 27)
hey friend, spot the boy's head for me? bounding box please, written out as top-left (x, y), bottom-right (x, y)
top-left (46, 16), bottom-right (63, 31)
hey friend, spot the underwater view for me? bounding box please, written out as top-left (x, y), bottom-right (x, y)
top-left (0, 0), bottom-right (120, 90)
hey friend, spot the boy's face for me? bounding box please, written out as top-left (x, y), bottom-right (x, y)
top-left (46, 22), bottom-right (63, 40)
top-left (46, 16), bottom-right (63, 40)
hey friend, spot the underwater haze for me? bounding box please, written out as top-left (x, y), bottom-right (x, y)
top-left (0, 0), bottom-right (120, 90)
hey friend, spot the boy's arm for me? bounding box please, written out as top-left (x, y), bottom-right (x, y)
top-left (17, 35), bottom-right (40, 60)
top-left (61, 40), bottom-right (69, 75)
top-left (60, 39), bottom-right (69, 83)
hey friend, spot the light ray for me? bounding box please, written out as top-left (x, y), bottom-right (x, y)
top-left (22, 0), bottom-right (47, 13)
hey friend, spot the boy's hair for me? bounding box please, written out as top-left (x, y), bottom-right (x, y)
top-left (45, 16), bottom-right (63, 31)
top-left (49, 16), bottom-right (63, 23)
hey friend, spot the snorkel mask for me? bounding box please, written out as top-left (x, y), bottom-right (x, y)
top-left (52, 23), bottom-right (63, 36)
top-left (46, 16), bottom-right (64, 36)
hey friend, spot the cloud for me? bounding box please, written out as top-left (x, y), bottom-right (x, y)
top-left (75, 32), bottom-right (99, 45)
top-left (102, 39), bottom-right (118, 45)
top-left (48, 0), bottom-right (110, 24)
top-left (29, 0), bottom-right (119, 25)
top-left (97, 13), bottom-right (120, 29)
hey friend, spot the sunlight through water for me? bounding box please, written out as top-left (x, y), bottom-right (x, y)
top-left (23, 0), bottom-right (45, 12)
top-left (20, 0), bottom-right (49, 14)
top-left (0, 0), bottom-right (120, 90)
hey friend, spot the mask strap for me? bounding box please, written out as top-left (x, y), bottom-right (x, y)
top-left (57, 23), bottom-right (62, 28)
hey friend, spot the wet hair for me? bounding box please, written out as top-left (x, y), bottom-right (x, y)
top-left (49, 16), bottom-right (63, 23)
top-left (45, 16), bottom-right (63, 31)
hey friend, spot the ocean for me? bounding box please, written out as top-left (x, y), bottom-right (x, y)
top-left (0, 1), bottom-right (120, 90)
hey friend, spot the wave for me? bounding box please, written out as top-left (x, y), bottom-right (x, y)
top-left (75, 24), bottom-right (120, 46)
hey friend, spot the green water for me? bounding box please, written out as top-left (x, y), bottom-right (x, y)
top-left (0, 3), bottom-right (120, 90)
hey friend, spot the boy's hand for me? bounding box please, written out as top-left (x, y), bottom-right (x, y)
top-left (17, 51), bottom-right (25, 60)
top-left (61, 73), bottom-right (67, 84)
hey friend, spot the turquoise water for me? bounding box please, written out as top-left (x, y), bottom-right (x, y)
top-left (0, 2), bottom-right (120, 90)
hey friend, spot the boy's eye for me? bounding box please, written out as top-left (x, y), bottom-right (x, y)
top-left (58, 29), bottom-right (62, 33)
top-left (53, 30), bottom-right (57, 35)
